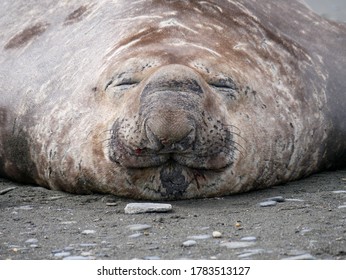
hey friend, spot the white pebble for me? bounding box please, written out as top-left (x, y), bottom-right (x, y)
top-left (187, 234), bottom-right (211, 240)
top-left (25, 238), bottom-right (38, 244)
top-left (54, 252), bottom-right (71, 258)
top-left (182, 240), bottom-right (197, 247)
top-left (128, 233), bottom-right (143, 238)
top-left (126, 224), bottom-right (152, 231)
top-left (81, 230), bottom-right (96, 235)
top-left (332, 190), bottom-right (346, 194)
top-left (285, 198), bottom-right (305, 202)
top-left (282, 253), bottom-right (316, 260)
top-left (124, 203), bottom-right (172, 214)
top-left (241, 236), bottom-right (257, 241)
top-left (63, 256), bottom-right (92, 260)
top-left (220, 241), bottom-right (256, 249)
top-left (259, 201), bottom-right (277, 207)
top-left (212, 231), bottom-right (222, 238)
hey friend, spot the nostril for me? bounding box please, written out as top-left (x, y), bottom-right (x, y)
top-left (144, 116), bottom-right (196, 152)
top-left (174, 128), bottom-right (196, 151)
top-left (144, 122), bottom-right (164, 151)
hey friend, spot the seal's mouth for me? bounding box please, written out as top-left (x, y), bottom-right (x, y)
top-left (109, 130), bottom-right (234, 171)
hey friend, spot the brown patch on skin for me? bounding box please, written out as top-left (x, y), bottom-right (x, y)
top-left (64, 5), bottom-right (90, 26)
top-left (4, 22), bottom-right (49, 50)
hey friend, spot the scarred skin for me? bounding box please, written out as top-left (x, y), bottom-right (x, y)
top-left (0, 0), bottom-right (345, 200)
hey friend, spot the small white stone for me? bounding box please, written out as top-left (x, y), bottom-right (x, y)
top-left (220, 241), bottom-right (256, 249)
top-left (54, 252), bottom-right (71, 258)
top-left (60, 221), bottom-right (77, 225)
top-left (187, 234), bottom-right (211, 240)
top-left (282, 254), bottom-right (316, 260)
top-left (259, 201), bottom-right (277, 207)
top-left (332, 190), bottom-right (346, 194)
top-left (266, 196), bottom-right (285, 202)
top-left (128, 233), bottom-right (143, 238)
top-left (16, 205), bottom-right (33, 210)
top-left (212, 231), bottom-right (222, 238)
top-left (81, 230), bottom-right (96, 235)
top-left (126, 224), bottom-right (152, 231)
top-left (241, 236), bottom-right (257, 241)
top-left (63, 256), bottom-right (92, 260)
top-left (25, 238), bottom-right (38, 244)
top-left (285, 198), bottom-right (305, 202)
top-left (182, 240), bottom-right (197, 247)
top-left (124, 203), bottom-right (172, 214)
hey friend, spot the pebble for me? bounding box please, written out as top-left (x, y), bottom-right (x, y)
top-left (15, 205), bottom-right (33, 210)
top-left (285, 198), bottom-right (305, 202)
top-left (60, 221), bottom-right (77, 225)
top-left (79, 243), bottom-right (97, 247)
top-left (338, 205), bottom-right (346, 209)
top-left (237, 252), bottom-right (255, 258)
top-left (81, 230), bottom-right (96, 235)
top-left (212, 231), bottom-right (222, 238)
top-left (182, 240), bottom-right (197, 247)
top-left (46, 196), bottom-right (65, 201)
top-left (220, 241), bottom-right (256, 249)
top-left (54, 252), bottom-right (71, 258)
top-left (238, 249), bottom-right (265, 259)
top-left (64, 246), bottom-right (74, 251)
top-left (128, 233), bottom-right (143, 238)
top-left (241, 236), bottom-right (257, 241)
top-left (199, 227), bottom-right (210, 230)
top-left (300, 229), bottom-right (312, 234)
top-left (282, 253), bottom-right (316, 260)
top-left (126, 224), bottom-right (152, 231)
top-left (63, 256), bottom-right (93, 260)
top-left (25, 238), bottom-right (38, 244)
top-left (259, 201), bottom-right (277, 207)
top-left (332, 190), bottom-right (346, 194)
top-left (144, 256), bottom-right (161, 260)
top-left (187, 234), bottom-right (211, 240)
top-left (0, 187), bottom-right (16, 195)
top-left (106, 202), bottom-right (118, 206)
top-left (266, 196), bottom-right (285, 202)
top-left (124, 203), bottom-right (172, 214)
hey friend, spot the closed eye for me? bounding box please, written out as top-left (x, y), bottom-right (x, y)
top-left (105, 78), bottom-right (140, 91)
top-left (115, 79), bottom-right (139, 87)
top-left (209, 78), bottom-right (238, 99)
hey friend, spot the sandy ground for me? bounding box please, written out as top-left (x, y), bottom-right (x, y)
top-left (1, 170), bottom-right (346, 260)
top-left (0, 1), bottom-right (346, 260)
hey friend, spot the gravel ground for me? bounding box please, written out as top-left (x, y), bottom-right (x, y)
top-left (1, 169), bottom-right (346, 260)
top-left (0, 1), bottom-right (346, 260)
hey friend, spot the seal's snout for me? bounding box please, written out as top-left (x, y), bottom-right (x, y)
top-left (139, 64), bottom-right (203, 153)
top-left (145, 111), bottom-right (196, 152)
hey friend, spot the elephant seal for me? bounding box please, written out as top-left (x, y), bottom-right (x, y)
top-left (0, 0), bottom-right (345, 200)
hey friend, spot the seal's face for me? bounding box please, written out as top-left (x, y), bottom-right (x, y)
top-left (107, 62), bottom-right (237, 197)
top-left (96, 42), bottom-right (255, 199)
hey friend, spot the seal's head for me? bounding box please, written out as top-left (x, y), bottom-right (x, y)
top-left (108, 63), bottom-right (237, 197)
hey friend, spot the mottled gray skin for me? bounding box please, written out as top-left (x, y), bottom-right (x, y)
top-left (0, 0), bottom-right (345, 200)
